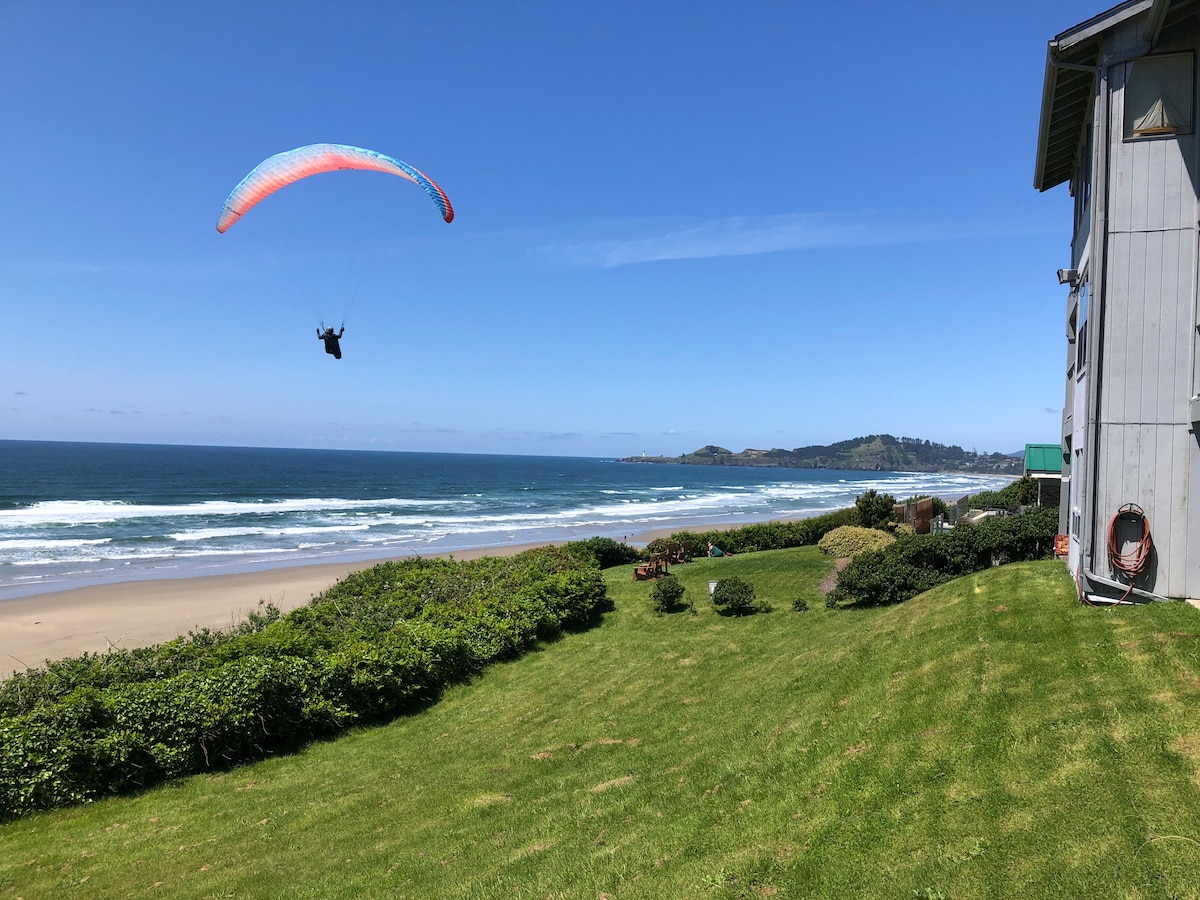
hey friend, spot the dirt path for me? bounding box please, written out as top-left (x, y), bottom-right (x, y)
top-left (819, 557), bottom-right (852, 595)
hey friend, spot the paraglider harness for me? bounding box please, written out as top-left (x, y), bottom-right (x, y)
top-left (318, 321), bottom-right (345, 360)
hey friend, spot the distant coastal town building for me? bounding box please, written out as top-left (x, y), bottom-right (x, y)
top-left (1035, 0), bottom-right (1200, 602)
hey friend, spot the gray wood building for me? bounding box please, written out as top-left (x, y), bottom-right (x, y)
top-left (1035, 0), bottom-right (1200, 602)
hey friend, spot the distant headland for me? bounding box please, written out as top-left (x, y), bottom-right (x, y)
top-left (619, 434), bottom-right (1024, 475)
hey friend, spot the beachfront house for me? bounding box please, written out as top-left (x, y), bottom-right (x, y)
top-left (1034, 0), bottom-right (1200, 602)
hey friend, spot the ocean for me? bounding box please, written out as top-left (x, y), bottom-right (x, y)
top-left (0, 441), bottom-right (1015, 599)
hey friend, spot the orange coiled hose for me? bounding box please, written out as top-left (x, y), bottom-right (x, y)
top-left (1106, 503), bottom-right (1152, 602)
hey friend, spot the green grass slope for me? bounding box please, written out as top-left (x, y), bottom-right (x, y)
top-left (5, 549), bottom-right (1200, 898)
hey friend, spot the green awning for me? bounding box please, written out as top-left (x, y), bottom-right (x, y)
top-left (1025, 443), bottom-right (1064, 475)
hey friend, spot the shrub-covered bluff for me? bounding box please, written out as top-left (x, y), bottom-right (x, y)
top-left (0, 547), bottom-right (608, 820)
top-left (621, 433), bottom-right (1023, 474)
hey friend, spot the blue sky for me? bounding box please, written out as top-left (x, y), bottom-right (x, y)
top-left (2, 0), bottom-right (1102, 457)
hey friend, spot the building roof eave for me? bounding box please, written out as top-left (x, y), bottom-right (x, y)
top-left (1055, 0), bottom-right (1154, 50)
top-left (1033, 42), bottom-right (1101, 192)
top-left (1033, 0), bottom-right (1166, 192)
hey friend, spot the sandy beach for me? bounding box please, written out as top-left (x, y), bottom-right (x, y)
top-left (0, 542), bottom-right (559, 679)
top-left (0, 519), bottom-right (784, 679)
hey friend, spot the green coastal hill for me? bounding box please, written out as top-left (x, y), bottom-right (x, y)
top-left (621, 433), bottom-right (1023, 474)
top-left (5, 551), bottom-right (1200, 897)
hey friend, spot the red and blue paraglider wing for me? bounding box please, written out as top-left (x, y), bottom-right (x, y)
top-left (216, 143), bottom-right (454, 233)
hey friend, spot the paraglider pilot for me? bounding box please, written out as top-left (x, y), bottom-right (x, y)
top-left (318, 325), bottom-right (345, 360)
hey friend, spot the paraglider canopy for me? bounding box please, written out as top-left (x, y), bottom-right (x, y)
top-left (216, 143), bottom-right (454, 233)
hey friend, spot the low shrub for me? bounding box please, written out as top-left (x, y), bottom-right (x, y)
top-left (792, 598), bottom-right (809, 612)
top-left (650, 575), bottom-right (688, 615)
top-left (817, 525), bottom-right (896, 558)
top-left (711, 576), bottom-right (759, 616)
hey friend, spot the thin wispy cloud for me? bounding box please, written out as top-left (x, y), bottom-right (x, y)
top-left (4, 256), bottom-right (258, 281)
top-left (542, 212), bottom-right (1056, 268)
top-left (84, 406), bottom-right (142, 415)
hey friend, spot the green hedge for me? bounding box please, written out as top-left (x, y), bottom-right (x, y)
top-left (832, 506), bottom-right (1059, 607)
top-left (562, 536), bottom-right (645, 569)
top-left (645, 507), bottom-right (859, 558)
top-left (0, 547), bottom-right (608, 821)
top-left (969, 475), bottom-right (1039, 510)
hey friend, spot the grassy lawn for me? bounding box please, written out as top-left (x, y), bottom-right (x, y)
top-left (5, 548), bottom-right (1200, 898)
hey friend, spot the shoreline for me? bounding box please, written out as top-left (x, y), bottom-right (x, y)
top-left (0, 520), bottom-right (761, 679)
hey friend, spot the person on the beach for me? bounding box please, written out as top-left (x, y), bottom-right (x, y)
top-left (318, 325), bottom-right (345, 359)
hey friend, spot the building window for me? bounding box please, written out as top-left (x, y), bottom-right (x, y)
top-left (1124, 53), bottom-right (1194, 139)
top-left (1075, 282), bottom-right (1089, 376)
top-left (1073, 120), bottom-right (1093, 230)
top-left (1067, 300), bottom-right (1078, 375)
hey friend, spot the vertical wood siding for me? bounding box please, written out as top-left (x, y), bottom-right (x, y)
top-left (1092, 25), bottom-right (1199, 597)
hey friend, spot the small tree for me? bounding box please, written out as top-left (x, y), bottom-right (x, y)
top-left (650, 575), bottom-right (687, 614)
top-left (711, 576), bottom-right (758, 616)
top-left (1013, 475), bottom-right (1039, 506)
top-left (856, 489), bottom-right (898, 530)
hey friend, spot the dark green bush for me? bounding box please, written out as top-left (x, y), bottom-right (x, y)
top-left (968, 490), bottom-right (1014, 510)
top-left (0, 546), bottom-right (608, 821)
top-left (792, 598), bottom-right (809, 612)
top-left (650, 574), bottom-right (688, 615)
top-left (711, 576), bottom-right (759, 616)
top-left (562, 536), bottom-right (644, 569)
top-left (833, 506), bottom-right (1058, 607)
top-left (969, 476), bottom-right (1039, 510)
top-left (855, 489), bottom-right (898, 530)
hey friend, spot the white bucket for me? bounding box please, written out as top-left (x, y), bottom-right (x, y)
top-left (708, 580), bottom-right (719, 596)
